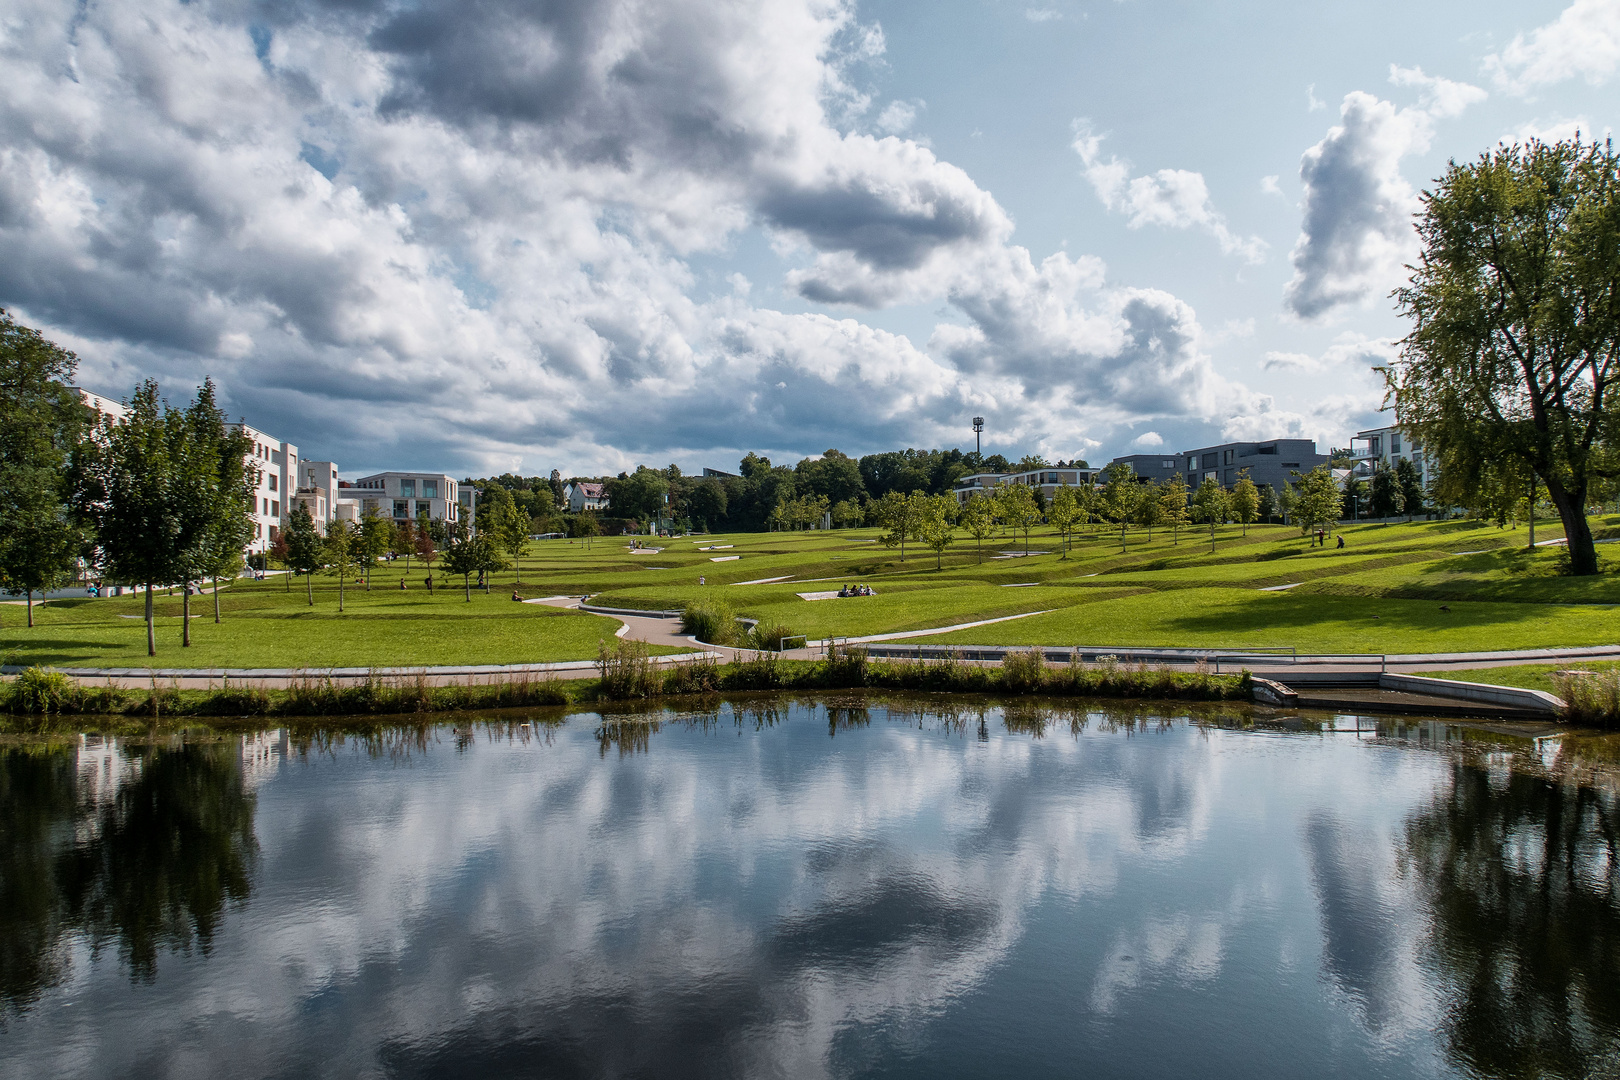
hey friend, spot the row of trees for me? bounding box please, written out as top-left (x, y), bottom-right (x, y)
top-left (484, 447), bottom-right (1094, 537)
top-left (0, 319), bottom-right (262, 654)
top-left (859, 464), bottom-right (1351, 567)
top-left (275, 506), bottom-right (510, 607)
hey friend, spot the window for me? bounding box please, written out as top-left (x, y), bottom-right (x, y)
top-left (400, 478), bottom-right (416, 497)
top-left (394, 500), bottom-right (409, 517)
top-left (1282, 462), bottom-right (1300, 468)
top-left (1162, 460), bottom-right (1174, 469)
top-left (1258, 444), bottom-right (1277, 455)
top-left (271, 500), bottom-right (279, 517)
top-left (262, 498), bottom-right (269, 515)
top-left (1187, 458), bottom-right (1197, 472)
top-left (417, 500), bottom-right (432, 516)
top-left (268, 475), bottom-right (277, 492)
top-left (1223, 449), bottom-right (1233, 465)
top-left (1392, 434), bottom-right (1402, 453)
top-left (420, 479), bottom-right (437, 497)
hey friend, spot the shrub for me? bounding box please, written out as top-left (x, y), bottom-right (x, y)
top-left (823, 644), bottom-right (869, 688)
top-left (1000, 648), bottom-right (1048, 693)
top-left (681, 599), bottom-right (739, 645)
top-left (728, 651), bottom-right (785, 691)
top-left (597, 638), bottom-right (661, 699)
top-left (748, 619), bottom-right (800, 652)
top-left (1554, 666), bottom-right (1620, 726)
top-left (663, 655), bottom-right (722, 695)
top-left (8, 666), bottom-right (73, 714)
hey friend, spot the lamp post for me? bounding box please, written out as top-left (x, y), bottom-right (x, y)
top-left (972, 416), bottom-right (984, 458)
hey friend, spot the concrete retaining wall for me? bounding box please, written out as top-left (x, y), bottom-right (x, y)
top-left (1377, 673), bottom-right (1566, 716)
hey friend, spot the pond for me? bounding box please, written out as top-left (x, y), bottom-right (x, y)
top-left (3, 698), bottom-right (1619, 1079)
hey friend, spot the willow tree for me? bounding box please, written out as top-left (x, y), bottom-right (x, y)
top-left (1388, 139), bottom-right (1620, 575)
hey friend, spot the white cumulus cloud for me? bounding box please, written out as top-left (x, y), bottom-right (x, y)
top-left (1072, 123), bottom-right (1267, 264)
top-left (1486, 0), bottom-right (1620, 95)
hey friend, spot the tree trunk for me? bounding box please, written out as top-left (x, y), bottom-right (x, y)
top-left (1528, 474), bottom-right (1537, 550)
top-left (214, 574), bottom-right (221, 623)
top-left (183, 583), bottom-right (191, 647)
top-left (146, 582), bottom-right (155, 656)
top-left (306, 570), bottom-right (313, 605)
top-left (464, 573), bottom-right (471, 602)
top-left (339, 569), bottom-right (345, 612)
top-left (26, 588), bottom-right (33, 628)
top-left (1546, 478), bottom-right (1597, 574)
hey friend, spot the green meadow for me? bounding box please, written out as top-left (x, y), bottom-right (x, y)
top-left (3, 513), bottom-right (1618, 668)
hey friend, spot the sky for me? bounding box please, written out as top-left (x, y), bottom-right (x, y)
top-left (1, 0), bottom-right (1616, 478)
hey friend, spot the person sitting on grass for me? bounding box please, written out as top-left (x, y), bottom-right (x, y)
top-left (512, 591), bottom-right (522, 601)
top-left (399, 578), bottom-right (407, 589)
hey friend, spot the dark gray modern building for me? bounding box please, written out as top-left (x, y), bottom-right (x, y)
top-left (1111, 439), bottom-right (1326, 491)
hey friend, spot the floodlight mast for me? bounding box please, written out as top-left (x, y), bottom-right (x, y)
top-left (972, 416), bottom-right (984, 457)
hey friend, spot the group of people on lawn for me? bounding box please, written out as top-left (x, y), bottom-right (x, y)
top-left (838, 584), bottom-right (876, 597)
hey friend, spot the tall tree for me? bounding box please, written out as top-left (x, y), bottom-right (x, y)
top-left (283, 506), bottom-right (323, 605)
top-left (414, 511), bottom-right (438, 588)
top-left (1158, 474), bottom-right (1191, 544)
top-left (1394, 457), bottom-right (1426, 519)
top-left (918, 495), bottom-right (956, 569)
top-left (1230, 470), bottom-right (1260, 536)
top-left (1047, 485), bottom-right (1082, 557)
top-left (1134, 480), bottom-right (1166, 540)
top-left (1388, 138), bottom-right (1620, 576)
top-left (872, 490), bottom-right (921, 561)
top-left (1368, 466), bottom-right (1406, 519)
top-left (959, 494), bottom-right (995, 562)
top-left (1190, 477), bottom-right (1231, 553)
top-left (994, 484), bottom-right (1041, 554)
top-left (1098, 462), bottom-right (1141, 553)
top-left (323, 519), bottom-right (359, 612)
top-left (183, 382), bottom-right (255, 627)
top-left (356, 508), bottom-right (394, 590)
top-left (1292, 466), bottom-right (1343, 538)
top-left (393, 516), bottom-right (417, 581)
top-left (0, 312), bottom-right (87, 628)
top-left (79, 381), bottom-right (189, 656)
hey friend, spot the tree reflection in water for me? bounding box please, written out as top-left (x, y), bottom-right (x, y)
top-left (1404, 759), bottom-right (1620, 1079)
top-left (0, 740), bottom-right (258, 1011)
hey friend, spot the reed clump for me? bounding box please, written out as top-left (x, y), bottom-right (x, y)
top-left (681, 599), bottom-right (740, 645)
top-left (1553, 666), bottom-right (1620, 726)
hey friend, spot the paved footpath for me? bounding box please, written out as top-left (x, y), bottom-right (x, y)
top-left (6, 595), bottom-right (1616, 690)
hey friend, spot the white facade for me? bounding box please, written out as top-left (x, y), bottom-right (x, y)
top-left (951, 467), bottom-right (1095, 505)
top-left (240, 425), bottom-right (298, 554)
top-left (565, 482), bottom-right (608, 512)
top-left (347, 471), bottom-right (468, 524)
top-left (1350, 425), bottom-right (1432, 489)
top-left (75, 387), bottom-right (129, 424)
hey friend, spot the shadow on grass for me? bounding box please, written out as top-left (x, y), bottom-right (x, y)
top-left (1157, 591), bottom-right (1575, 647)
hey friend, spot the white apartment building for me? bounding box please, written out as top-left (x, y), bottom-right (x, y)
top-left (1350, 424), bottom-right (1432, 489)
top-left (240, 425), bottom-right (298, 553)
top-left (951, 467), bottom-right (1095, 505)
top-left (78, 387), bottom-right (294, 554)
top-left (346, 472), bottom-right (469, 525)
top-left (76, 387), bottom-right (129, 424)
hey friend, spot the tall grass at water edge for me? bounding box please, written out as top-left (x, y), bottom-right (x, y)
top-left (1, 665), bottom-right (568, 726)
top-left (1554, 666), bottom-right (1620, 726)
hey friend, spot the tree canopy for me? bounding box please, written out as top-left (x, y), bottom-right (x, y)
top-left (1389, 138), bottom-right (1620, 575)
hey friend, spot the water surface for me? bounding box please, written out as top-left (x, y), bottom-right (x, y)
top-left (3, 699), bottom-right (1619, 1079)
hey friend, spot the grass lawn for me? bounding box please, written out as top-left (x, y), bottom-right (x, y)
top-left (528, 516), bottom-right (1620, 655)
top-left (0, 577), bottom-right (666, 669)
top-left (9, 513), bottom-right (1618, 668)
